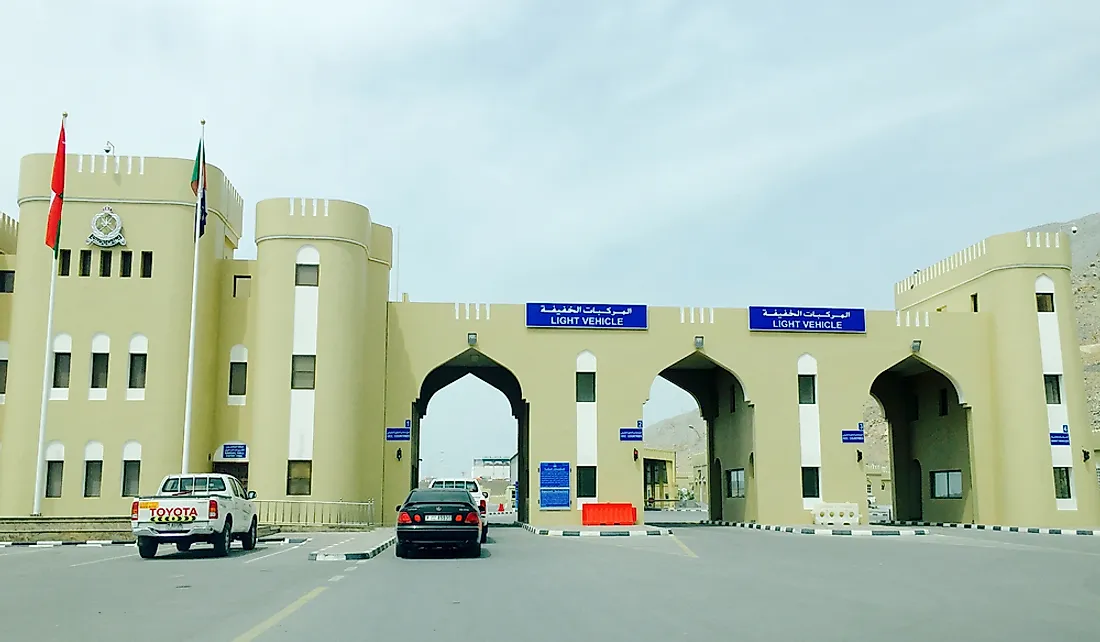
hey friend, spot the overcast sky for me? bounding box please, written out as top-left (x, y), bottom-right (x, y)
top-left (2, 1), bottom-right (1098, 479)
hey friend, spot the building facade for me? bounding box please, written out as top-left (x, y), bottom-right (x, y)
top-left (0, 151), bottom-right (1098, 529)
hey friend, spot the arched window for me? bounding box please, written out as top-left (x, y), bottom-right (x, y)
top-left (121, 440), bottom-right (142, 497)
top-left (83, 441), bottom-right (104, 497)
top-left (128, 334), bottom-right (148, 400)
top-left (89, 333), bottom-right (110, 400)
top-left (51, 333), bottom-right (72, 400)
top-left (295, 245), bottom-right (320, 287)
top-left (45, 440), bottom-right (65, 497)
top-left (228, 344), bottom-right (248, 405)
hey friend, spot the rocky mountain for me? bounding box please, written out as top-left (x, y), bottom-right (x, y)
top-left (648, 211), bottom-right (1100, 470)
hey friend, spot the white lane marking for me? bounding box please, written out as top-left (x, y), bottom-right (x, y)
top-left (344, 566), bottom-right (358, 572)
top-left (70, 553), bottom-right (134, 567)
top-left (329, 575), bottom-right (344, 582)
top-left (315, 537), bottom-right (356, 553)
top-left (243, 543), bottom-right (305, 565)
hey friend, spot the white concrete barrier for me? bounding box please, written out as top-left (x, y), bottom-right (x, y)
top-left (813, 503), bottom-right (860, 526)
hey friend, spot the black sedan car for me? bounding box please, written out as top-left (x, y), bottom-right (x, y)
top-left (395, 489), bottom-right (485, 558)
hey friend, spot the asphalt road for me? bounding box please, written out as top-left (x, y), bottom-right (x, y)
top-left (2, 525), bottom-right (1099, 641)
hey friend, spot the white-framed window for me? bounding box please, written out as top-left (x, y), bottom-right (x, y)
top-left (801, 466), bottom-right (820, 498)
top-left (45, 441), bottom-right (65, 497)
top-left (1043, 374), bottom-right (1062, 405)
top-left (931, 470), bottom-right (963, 499)
top-left (121, 441), bottom-right (142, 497)
top-left (89, 333), bottom-right (109, 401)
top-left (51, 334), bottom-right (72, 400)
top-left (726, 469), bottom-right (745, 498)
top-left (291, 355), bottom-right (316, 390)
top-left (228, 344), bottom-right (248, 406)
top-left (128, 334), bottom-right (148, 401)
top-left (1053, 467), bottom-right (1072, 500)
top-left (797, 374), bottom-right (816, 404)
top-left (83, 441), bottom-right (104, 497)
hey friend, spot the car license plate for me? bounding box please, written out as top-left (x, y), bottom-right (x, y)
top-left (157, 523), bottom-right (188, 531)
top-left (424, 514), bottom-right (450, 522)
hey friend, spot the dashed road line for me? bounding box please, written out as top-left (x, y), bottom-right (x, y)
top-left (69, 553), bottom-right (134, 567)
top-left (243, 542), bottom-right (305, 565)
top-left (329, 575), bottom-right (344, 582)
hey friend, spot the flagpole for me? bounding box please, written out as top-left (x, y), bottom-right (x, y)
top-left (180, 119), bottom-right (205, 474)
top-left (32, 112), bottom-right (67, 516)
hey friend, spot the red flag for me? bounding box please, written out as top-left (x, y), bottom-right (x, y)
top-left (44, 118), bottom-right (66, 255)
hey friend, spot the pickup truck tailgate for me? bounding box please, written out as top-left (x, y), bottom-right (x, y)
top-left (136, 499), bottom-right (210, 531)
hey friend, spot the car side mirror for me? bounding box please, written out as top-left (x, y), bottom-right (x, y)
top-left (396, 505), bottom-right (402, 512)
top-left (483, 491), bottom-right (489, 498)
top-left (247, 490), bottom-right (257, 500)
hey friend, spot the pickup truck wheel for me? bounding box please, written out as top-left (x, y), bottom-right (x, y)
top-left (241, 518), bottom-right (258, 551)
top-left (175, 542), bottom-right (192, 552)
top-left (137, 537), bottom-right (158, 559)
top-left (212, 518), bottom-right (232, 557)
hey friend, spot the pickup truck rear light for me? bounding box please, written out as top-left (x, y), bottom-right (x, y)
top-left (398, 511), bottom-right (412, 524)
top-left (131, 501), bottom-right (139, 521)
top-left (465, 512), bottom-right (479, 524)
top-left (479, 499), bottom-right (486, 514)
top-left (208, 499), bottom-right (219, 520)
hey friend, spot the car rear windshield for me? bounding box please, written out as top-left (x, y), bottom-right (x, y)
top-left (407, 490), bottom-right (471, 505)
top-left (161, 477), bottom-right (227, 494)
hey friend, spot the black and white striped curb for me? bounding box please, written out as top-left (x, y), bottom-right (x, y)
top-left (521, 523), bottom-right (672, 537)
top-left (0, 536), bottom-right (308, 548)
top-left (891, 521), bottom-right (1100, 536)
top-left (696, 520), bottom-right (928, 536)
top-left (308, 535), bottom-right (396, 561)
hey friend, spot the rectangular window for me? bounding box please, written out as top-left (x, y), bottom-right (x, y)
top-left (229, 362), bottom-right (248, 396)
top-left (0, 270), bottom-right (14, 293)
top-left (79, 249), bottom-right (92, 277)
top-left (577, 466), bottom-right (597, 498)
top-left (58, 249), bottom-right (71, 276)
top-left (1036, 292), bottom-right (1054, 313)
top-left (726, 469), bottom-right (745, 498)
top-left (797, 374), bottom-right (816, 404)
top-left (140, 251), bottom-right (153, 278)
top-left (122, 460), bottom-right (141, 496)
top-left (233, 275), bottom-right (252, 298)
top-left (930, 470), bottom-right (963, 499)
top-left (1044, 374), bottom-right (1062, 405)
top-left (970, 293), bottom-right (978, 312)
top-left (290, 355), bottom-right (316, 390)
top-left (53, 352), bottom-right (71, 389)
top-left (0, 358), bottom-right (7, 394)
top-left (295, 264), bottom-right (319, 287)
top-left (45, 461), bottom-right (63, 497)
top-left (1053, 467), bottom-right (1072, 499)
top-left (801, 467), bottom-right (820, 498)
top-left (128, 353), bottom-right (147, 389)
top-left (287, 460), bottom-right (312, 496)
top-left (728, 384), bottom-right (737, 413)
top-left (90, 353), bottom-right (109, 389)
top-left (938, 388), bottom-right (948, 416)
top-left (99, 250), bottom-right (112, 277)
top-left (83, 460), bottom-right (103, 497)
top-left (576, 372), bottom-right (595, 403)
top-left (119, 250), bottom-right (133, 277)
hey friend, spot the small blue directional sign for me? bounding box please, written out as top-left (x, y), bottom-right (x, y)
top-left (620, 427), bottom-right (643, 442)
top-left (842, 430), bottom-right (865, 444)
top-left (1050, 425), bottom-right (1070, 446)
top-left (386, 427), bottom-right (411, 441)
top-left (405, 419), bottom-right (412, 428)
top-left (637, 420), bottom-right (643, 429)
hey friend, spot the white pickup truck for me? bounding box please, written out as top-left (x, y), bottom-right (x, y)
top-left (131, 473), bottom-right (258, 559)
top-left (429, 477), bottom-right (489, 543)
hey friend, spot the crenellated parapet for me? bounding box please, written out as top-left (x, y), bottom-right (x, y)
top-left (16, 153), bottom-right (245, 241)
top-left (0, 212), bottom-right (17, 254)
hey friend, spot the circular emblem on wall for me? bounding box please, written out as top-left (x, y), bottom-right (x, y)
top-left (87, 206), bottom-right (126, 248)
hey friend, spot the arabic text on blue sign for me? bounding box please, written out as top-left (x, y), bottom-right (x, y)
top-left (748, 306), bottom-right (867, 333)
top-left (385, 427), bottom-right (411, 441)
top-left (538, 462), bottom-right (571, 489)
top-left (526, 303), bottom-right (648, 330)
top-left (841, 430), bottom-right (865, 444)
top-left (539, 488), bottom-right (571, 509)
top-left (221, 444), bottom-right (247, 459)
top-left (1050, 432), bottom-right (1070, 446)
top-left (620, 428), bottom-right (643, 442)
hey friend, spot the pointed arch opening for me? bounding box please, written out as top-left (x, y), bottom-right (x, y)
top-left (642, 351), bottom-right (752, 523)
top-left (412, 348), bottom-right (529, 523)
top-left (869, 354), bottom-right (972, 524)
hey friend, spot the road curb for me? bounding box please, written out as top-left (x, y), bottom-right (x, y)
top-left (695, 520), bottom-right (929, 536)
top-left (520, 523), bottom-right (672, 537)
top-left (0, 540), bottom-right (134, 547)
top-left (889, 521), bottom-right (1099, 536)
top-left (308, 535), bottom-right (396, 561)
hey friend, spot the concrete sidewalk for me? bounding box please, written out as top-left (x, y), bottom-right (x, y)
top-left (307, 528), bottom-right (396, 561)
top-left (676, 520), bottom-right (928, 536)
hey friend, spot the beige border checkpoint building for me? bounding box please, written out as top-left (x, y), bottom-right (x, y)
top-left (0, 150), bottom-right (1097, 529)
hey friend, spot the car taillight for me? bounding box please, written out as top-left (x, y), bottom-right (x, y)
top-left (131, 501), bottom-right (139, 521)
top-left (398, 511), bottom-right (412, 524)
top-left (479, 499), bottom-right (486, 514)
top-left (465, 512), bottom-right (479, 524)
top-left (208, 499), bottom-right (218, 520)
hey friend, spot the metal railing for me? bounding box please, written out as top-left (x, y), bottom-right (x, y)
top-left (255, 499), bottom-right (375, 528)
